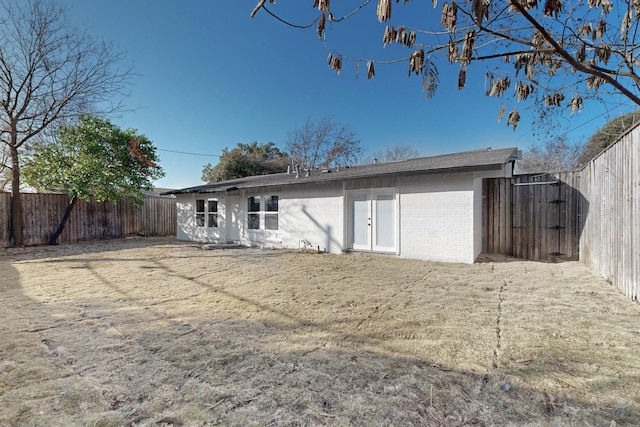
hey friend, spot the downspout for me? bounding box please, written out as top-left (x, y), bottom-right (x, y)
top-left (396, 186), bottom-right (402, 257)
top-left (342, 180), bottom-right (347, 252)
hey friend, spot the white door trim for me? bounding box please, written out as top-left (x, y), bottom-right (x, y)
top-left (346, 188), bottom-right (397, 253)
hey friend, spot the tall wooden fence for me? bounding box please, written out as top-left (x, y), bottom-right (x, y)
top-left (577, 126), bottom-right (639, 301)
top-left (483, 172), bottom-right (583, 262)
top-left (483, 125), bottom-right (639, 301)
top-left (1, 192), bottom-right (176, 247)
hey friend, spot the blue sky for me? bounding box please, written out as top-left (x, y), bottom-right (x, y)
top-left (59, 0), bottom-right (635, 189)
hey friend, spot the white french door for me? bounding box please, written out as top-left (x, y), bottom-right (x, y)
top-left (351, 193), bottom-right (370, 250)
top-left (348, 190), bottom-right (396, 253)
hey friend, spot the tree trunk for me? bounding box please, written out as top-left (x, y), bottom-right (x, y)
top-left (49, 195), bottom-right (78, 245)
top-left (9, 144), bottom-right (23, 247)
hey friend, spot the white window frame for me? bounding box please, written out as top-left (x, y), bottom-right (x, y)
top-left (247, 195), bottom-right (261, 230)
top-left (195, 197), bottom-right (219, 228)
top-left (247, 194), bottom-right (279, 230)
top-left (207, 199), bottom-right (218, 228)
top-left (264, 195), bottom-right (279, 230)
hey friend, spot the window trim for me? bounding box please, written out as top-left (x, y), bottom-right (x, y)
top-left (207, 199), bottom-right (218, 228)
top-left (264, 195), bottom-right (279, 230)
top-left (195, 197), bottom-right (219, 228)
top-left (247, 194), bottom-right (279, 231)
top-left (195, 199), bottom-right (205, 227)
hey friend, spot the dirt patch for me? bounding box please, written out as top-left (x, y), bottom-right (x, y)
top-left (1, 238), bottom-right (639, 426)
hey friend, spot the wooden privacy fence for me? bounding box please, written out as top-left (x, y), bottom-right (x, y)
top-left (0, 192), bottom-right (176, 247)
top-left (577, 126), bottom-right (639, 301)
top-left (483, 173), bottom-right (583, 262)
top-left (484, 124), bottom-right (639, 301)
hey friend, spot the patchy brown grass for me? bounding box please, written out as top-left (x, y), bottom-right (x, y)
top-left (0, 238), bottom-right (639, 426)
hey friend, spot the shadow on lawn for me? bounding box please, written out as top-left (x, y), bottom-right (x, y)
top-left (0, 245), bottom-right (638, 426)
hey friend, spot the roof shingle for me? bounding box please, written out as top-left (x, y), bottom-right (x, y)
top-left (165, 147), bottom-right (518, 195)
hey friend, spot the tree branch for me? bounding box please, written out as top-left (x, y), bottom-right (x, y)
top-left (250, 0), bottom-right (266, 18)
top-left (508, 0), bottom-right (640, 107)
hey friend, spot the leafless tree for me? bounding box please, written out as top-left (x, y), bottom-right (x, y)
top-left (371, 144), bottom-right (420, 163)
top-left (252, 1), bottom-right (640, 130)
top-left (287, 116), bottom-right (363, 169)
top-left (518, 136), bottom-right (582, 173)
top-left (0, 0), bottom-right (130, 246)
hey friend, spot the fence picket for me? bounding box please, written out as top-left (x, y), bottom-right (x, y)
top-left (0, 193), bottom-right (175, 247)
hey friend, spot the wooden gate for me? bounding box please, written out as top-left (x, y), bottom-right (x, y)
top-left (483, 173), bottom-right (583, 261)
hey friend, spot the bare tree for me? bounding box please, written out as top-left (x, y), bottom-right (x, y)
top-left (0, 0), bottom-right (130, 246)
top-left (517, 136), bottom-right (582, 173)
top-left (371, 144), bottom-right (420, 163)
top-left (252, 1), bottom-right (640, 129)
top-left (287, 116), bottom-right (363, 169)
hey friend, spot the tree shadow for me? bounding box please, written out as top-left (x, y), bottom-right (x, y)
top-left (1, 241), bottom-right (638, 426)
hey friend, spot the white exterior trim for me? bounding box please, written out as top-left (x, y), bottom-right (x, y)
top-left (174, 166), bottom-right (512, 263)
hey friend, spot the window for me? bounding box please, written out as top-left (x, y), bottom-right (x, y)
top-left (247, 196), bottom-right (261, 229)
top-left (195, 199), bottom-right (205, 227)
top-left (265, 195), bottom-right (278, 230)
top-left (247, 194), bottom-right (279, 230)
top-left (196, 198), bottom-right (218, 228)
top-left (208, 200), bottom-right (218, 228)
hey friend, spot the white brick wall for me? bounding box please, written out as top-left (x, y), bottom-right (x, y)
top-left (278, 183), bottom-right (344, 253)
top-left (175, 194), bottom-right (224, 243)
top-left (175, 169), bottom-right (501, 263)
top-left (398, 174), bottom-right (476, 263)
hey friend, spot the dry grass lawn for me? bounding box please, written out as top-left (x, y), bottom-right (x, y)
top-left (0, 237), bottom-right (639, 426)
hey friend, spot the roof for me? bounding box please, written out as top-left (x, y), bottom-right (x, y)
top-left (144, 187), bottom-right (176, 198)
top-left (165, 147), bottom-right (518, 195)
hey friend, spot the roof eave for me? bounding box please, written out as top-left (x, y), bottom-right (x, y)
top-left (166, 162), bottom-right (510, 195)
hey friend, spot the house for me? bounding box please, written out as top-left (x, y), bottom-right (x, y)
top-left (165, 147), bottom-right (519, 264)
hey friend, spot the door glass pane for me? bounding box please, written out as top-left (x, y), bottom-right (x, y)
top-left (352, 195), bottom-right (368, 246)
top-left (376, 194), bottom-right (394, 248)
top-left (208, 213), bottom-right (218, 228)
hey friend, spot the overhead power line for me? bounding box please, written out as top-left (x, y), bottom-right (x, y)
top-left (158, 148), bottom-right (220, 157)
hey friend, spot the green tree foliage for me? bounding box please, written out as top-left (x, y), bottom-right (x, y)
top-left (23, 116), bottom-right (164, 244)
top-left (201, 141), bottom-right (289, 183)
top-left (577, 110), bottom-right (640, 167)
top-left (287, 116), bottom-right (363, 169)
top-left (0, 0), bottom-right (130, 246)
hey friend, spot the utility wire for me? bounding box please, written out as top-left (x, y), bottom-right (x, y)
top-left (259, 1), bottom-right (371, 27)
top-left (528, 100), bottom-right (634, 151)
top-left (158, 148), bottom-right (220, 157)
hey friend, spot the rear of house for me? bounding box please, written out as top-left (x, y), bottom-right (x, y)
top-left (167, 148), bottom-right (518, 264)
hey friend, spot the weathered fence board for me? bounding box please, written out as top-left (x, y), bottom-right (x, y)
top-left (577, 126), bottom-right (639, 301)
top-left (483, 124), bottom-right (639, 301)
top-left (483, 173), bottom-right (583, 262)
top-left (0, 192), bottom-right (9, 246)
top-left (1, 193), bottom-right (176, 247)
